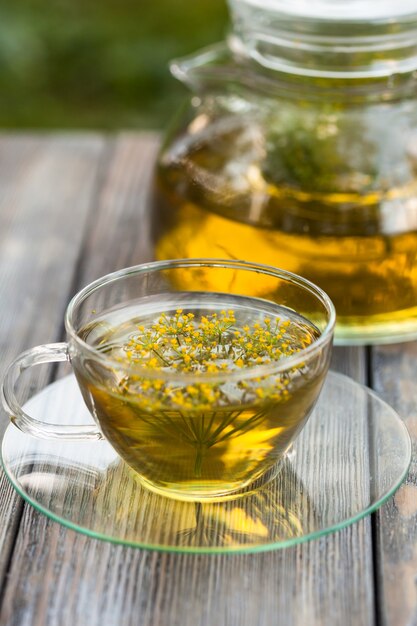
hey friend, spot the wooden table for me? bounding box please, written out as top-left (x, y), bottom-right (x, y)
top-left (0, 133), bottom-right (416, 626)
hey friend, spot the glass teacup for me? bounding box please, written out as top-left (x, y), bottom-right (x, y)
top-left (2, 259), bottom-right (335, 501)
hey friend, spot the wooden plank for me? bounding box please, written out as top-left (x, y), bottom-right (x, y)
top-left (68, 131), bottom-right (159, 287)
top-left (0, 135), bottom-right (375, 626)
top-left (0, 134), bottom-right (108, 592)
top-left (331, 346), bottom-right (367, 380)
top-left (0, 134), bottom-right (109, 436)
top-left (371, 341), bottom-right (417, 626)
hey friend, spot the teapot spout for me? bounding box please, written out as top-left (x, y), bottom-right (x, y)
top-left (170, 43), bottom-right (241, 92)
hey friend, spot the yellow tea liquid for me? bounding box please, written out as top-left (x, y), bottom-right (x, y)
top-left (74, 293), bottom-right (325, 500)
top-left (153, 119), bottom-right (417, 343)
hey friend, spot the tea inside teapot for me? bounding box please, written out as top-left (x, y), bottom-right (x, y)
top-left (153, 1), bottom-right (417, 344)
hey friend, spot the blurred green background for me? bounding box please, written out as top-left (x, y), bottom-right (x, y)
top-left (0, 0), bottom-right (228, 129)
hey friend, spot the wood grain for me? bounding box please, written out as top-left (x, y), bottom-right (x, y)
top-left (0, 135), bottom-right (376, 626)
top-left (0, 134), bottom-right (108, 592)
top-left (371, 342), bottom-right (417, 626)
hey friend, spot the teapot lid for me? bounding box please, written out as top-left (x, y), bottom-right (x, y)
top-left (228, 0), bottom-right (417, 78)
top-left (234, 0), bottom-right (417, 20)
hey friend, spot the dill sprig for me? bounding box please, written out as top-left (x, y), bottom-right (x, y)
top-left (105, 308), bottom-right (317, 478)
top-left (117, 308), bottom-right (315, 411)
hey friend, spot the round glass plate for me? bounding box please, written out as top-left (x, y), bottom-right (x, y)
top-left (1, 371), bottom-right (411, 554)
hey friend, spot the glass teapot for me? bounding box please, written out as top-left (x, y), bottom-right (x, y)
top-left (152, 0), bottom-right (417, 345)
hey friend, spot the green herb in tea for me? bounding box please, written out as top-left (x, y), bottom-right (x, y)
top-left (74, 294), bottom-right (325, 500)
top-left (154, 111), bottom-right (417, 343)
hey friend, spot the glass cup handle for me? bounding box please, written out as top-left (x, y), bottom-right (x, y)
top-left (1, 342), bottom-right (104, 440)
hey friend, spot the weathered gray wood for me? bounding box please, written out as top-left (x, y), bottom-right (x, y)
top-left (0, 134), bottom-right (108, 591)
top-left (371, 342), bottom-right (417, 626)
top-left (0, 134), bottom-right (109, 435)
top-left (0, 523), bottom-right (375, 626)
top-left (69, 130), bottom-right (159, 287)
top-left (0, 135), bottom-right (376, 626)
top-left (331, 345), bottom-right (367, 381)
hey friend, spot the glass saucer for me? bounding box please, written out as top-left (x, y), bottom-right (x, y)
top-left (1, 371), bottom-right (411, 554)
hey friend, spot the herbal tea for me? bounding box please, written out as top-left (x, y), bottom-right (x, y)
top-left (74, 293), bottom-right (325, 500)
top-left (153, 118), bottom-right (417, 343)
